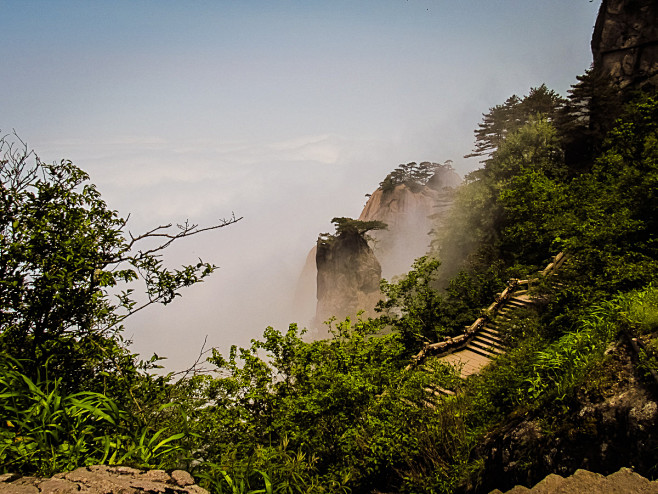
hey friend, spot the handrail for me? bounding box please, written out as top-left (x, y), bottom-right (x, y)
top-left (405, 252), bottom-right (566, 370)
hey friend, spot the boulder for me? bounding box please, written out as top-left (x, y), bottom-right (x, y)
top-left (0, 466), bottom-right (208, 494)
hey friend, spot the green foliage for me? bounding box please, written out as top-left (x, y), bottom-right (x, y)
top-left (619, 285), bottom-right (658, 380)
top-left (0, 354), bottom-right (188, 476)
top-left (379, 161), bottom-right (451, 193)
top-left (329, 217), bottom-right (387, 238)
top-left (0, 133), bottom-right (239, 388)
top-left (557, 69), bottom-right (623, 172)
top-left (196, 439), bottom-right (327, 494)
top-left (554, 94), bottom-right (658, 293)
top-left (181, 319), bottom-right (412, 491)
top-left (0, 134), bottom-right (238, 477)
top-left (483, 116), bottom-right (566, 183)
top-left (622, 285), bottom-right (658, 334)
top-left (435, 116), bottom-right (567, 277)
top-left (378, 257), bottom-right (448, 346)
top-left (466, 84), bottom-right (566, 160)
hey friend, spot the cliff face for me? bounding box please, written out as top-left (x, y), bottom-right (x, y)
top-left (360, 166), bottom-right (461, 279)
top-left (300, 165), bottom-right (460, 330)
top-left (314, 232), bottom-right (381, 326)
top-left (592, 0), bottom-right (658, 90)
top-left (475, 340), bottom-right (658, 494)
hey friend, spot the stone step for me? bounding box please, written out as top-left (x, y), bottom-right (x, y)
top-left (468, 339), bottom-right (505, 357)
top-left (472, 333), bottom-right (506, 350)
top-left (465, 342), bottom-right (500, 359)
top-left (439, 349), bottom-right (492, 377)
top-left (480, 328), bottom-right (504, 342)
top-left (495, 311), bottom-right (514, 320)
top-left (507, 298), bottom-right (530, 308)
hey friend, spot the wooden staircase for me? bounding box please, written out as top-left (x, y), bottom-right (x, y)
top-left (407, 253), bottom-right (566, 384)
top-left (438, 289), bottom-right (532, 377)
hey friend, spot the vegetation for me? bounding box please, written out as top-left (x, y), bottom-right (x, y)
top-left (379, 161), bottom-right (453, 193)
top-left (2, 74), bottom-right (658, 493)
top-left (465, 84), bottom-right (565, 160)
top-left (329, 217), bottom-right (387, 238)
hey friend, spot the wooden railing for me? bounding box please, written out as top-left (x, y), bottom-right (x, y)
top-left (405, 252), bottom-right (566, 370)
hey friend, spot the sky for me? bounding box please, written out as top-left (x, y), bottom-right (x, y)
top-left (1, 0), bottom-right (601, 371)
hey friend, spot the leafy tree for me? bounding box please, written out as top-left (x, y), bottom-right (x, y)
top-left (377, 256), bottom-right (448, 346)
top-left (466, 85), bottom-right (566, 160)
top-left (198, 319), bottom-right (408, 491)
top-left (483, 116), bottom-right (566, 184)
top-left (0, 134), bottom-right (240, 387)
top-left (378, 161), bottom-right (450, 193)
top-left (557, 93), bottom-right (658, 292)
top-left (329, 217), bottom-right (387, 238)
top-left (557, 68), bottom-right (623, 172)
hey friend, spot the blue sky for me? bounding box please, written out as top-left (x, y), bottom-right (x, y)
top-left (1, 0), bottom-right (601, 370)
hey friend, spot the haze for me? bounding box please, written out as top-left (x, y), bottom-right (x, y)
top-left (1, 0), bottom-right (599, 370)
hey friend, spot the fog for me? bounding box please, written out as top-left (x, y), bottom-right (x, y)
top-left (1, 1), bottom-right (600, 371)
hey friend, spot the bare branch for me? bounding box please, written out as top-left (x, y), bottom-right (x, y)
top-left (123, 213), bottom-right (242, 260)
top-left (171, 335), bottom-right (215, 379)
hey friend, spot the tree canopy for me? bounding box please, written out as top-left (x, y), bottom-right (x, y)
top-left (0, 133), bottom-right (240, 382)
top-left (466, 84), bottom-right (566, 160)
top-left (330, 216), bottom-right (387, 237)
top-left (379, 161), bottom-right (453, 193)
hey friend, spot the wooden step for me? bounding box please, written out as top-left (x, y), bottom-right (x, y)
top-left (468, 339), bottom-right (505, 356)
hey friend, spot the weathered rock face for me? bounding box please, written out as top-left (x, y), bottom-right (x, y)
top-left (293, 245), bottom-right (319, 325)
top-left (359, 169), bottom-right (459, 279)
top-left (592, 0), bottom-right (658, 90)
top-left (0, 465), bottom-right (208, 494)
top-left (490, 468), bottom-right (658, 494)
top-left (315, 231), bottom-right (381, 327)
top-left (474, 341), bottom-right (658, 494)
top-left (297, 165), bottom-right (460, 332)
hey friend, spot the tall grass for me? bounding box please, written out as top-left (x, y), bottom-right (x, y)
top-left (0, 355), bottom-right (187, 476)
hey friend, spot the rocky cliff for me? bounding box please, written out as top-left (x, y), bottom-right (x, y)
top-left (299, 163), bottom-right (461, 332)
top-left (0, 466), bottom-right (208, 494)
top-left (314, 230), bottom-right (381, 328)
top-left (359, 165), bottom-right (461, 279)
top-left (592, 0), bottom-right (658, 90)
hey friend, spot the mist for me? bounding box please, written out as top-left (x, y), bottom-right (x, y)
top-left (1, 1), bottom-right (600, 371)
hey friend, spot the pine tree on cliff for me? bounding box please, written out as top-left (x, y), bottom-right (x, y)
top-left (556, 69), bottom-right (623, 173)
top-left (466, 84), bottom-right (566, 160)
top-left (330, 217), bottom-right (387, 238)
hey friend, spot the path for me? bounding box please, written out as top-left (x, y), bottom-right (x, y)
top-left (407, 253), bottom-right (566, 379)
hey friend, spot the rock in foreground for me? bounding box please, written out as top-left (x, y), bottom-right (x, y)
top-left (490, 468), bottom-right (658, 494)
top-left (0, 465), bottom-right (208, 494)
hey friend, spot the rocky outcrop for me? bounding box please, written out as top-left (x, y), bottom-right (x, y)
top-left (474, 340), bottom-right (658, 493)
top-left (592, 0), bottom-right (658, 90)
top-left (0, 465), bottom-right (208, 493)
top-left (297, 163), bottom-right (460, 331)
top-left (315, 231), bottom-right (381, 327)
top-left (359, 165), bottom-right (459, 279)
top-left (490, 468), bottom-right (658, 494)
